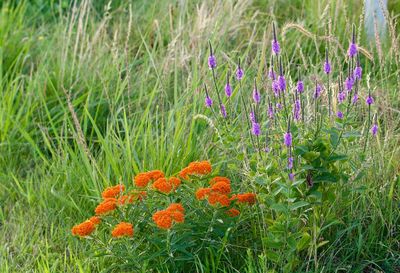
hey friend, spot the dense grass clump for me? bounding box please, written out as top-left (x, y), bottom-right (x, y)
top-left (0, 0), bottom-right (399, 272)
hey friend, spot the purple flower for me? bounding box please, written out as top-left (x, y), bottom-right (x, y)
top-left (264, 146), bottom-right (271, 153)
top-left (208, 55), bottom-right (216, 69)
top-left (272, 80), bottom-right (280, 96)
top-left (251, 122), bottom-right (261, 136)
top-left (371, 124), bottom-right (378, 136)
top-left (205, 96), bottom-right (213, 107)
top-left (276, 102), bottom-right (282, 110)
top-left (268, 69), bottom-right (276, 80)
top-left (348, 42), bottom-right (358, 57)
top-left (366, 95), bottom-right (374, 105)
top-left (236, 67), bottom-right (244, 80)
top-left (324, 61), bottom-right (331, 74)
top-left (225, 83), bottom-right (232, 97)
top-left (337, 111), bottom-right (344, 119)
top-left (284, 132), bottom-right (292, 147)
top-left (249, 111), bottom-right (256, 123)
top-left (293, 99), bottom-right (301, 121)
top-left (297, 80), bottom-right (304, 93)
top-left (352, 93), bottom-right (359, 104)
top-left (268, 104), bottom-right (274, 119)
top-left (345, 77), bottom-right (354, 92)
top-left (354, 66), bottom-right (362, 80)
top-left (289, 172), bottom-right (294, 181)
top-left (220, 104), bottom-right (227, 118)
top-left (314, 84), bottom-right (322, 98)
top-left (253, 89), bottom-right (261, 104)
top-left (287, 156), bottom-right (293, 169)
top-left (338, 91), bottom-right (346, 104)
top-left (278, 75), bottom-right (286, 91)
top-left (272, 39), bottom-right (280, 55)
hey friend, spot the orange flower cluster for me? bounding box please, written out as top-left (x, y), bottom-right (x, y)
top-left (230, 193), bottom-right (257, 205)
top-left (111, 222), bottom-right (134, 238)
top-left (89, 216), bottom-right (101, 225)
top-left (152, 203), bottom-right (185, 230)
top-left (195, 176), bottom-right (231, 207)
top-left (118, 191), bottom-right (147, 205)
top-left (226, 208), bottom-right (240, 217)
top-left (134, 170), bottom-right (165, 188)
top-left (152, 177), bottom-right (181, 194)
top-left (179, 161), bottom-right (212, 179)
top-left (101, 184), bottom-right (125, 199)
top-left (95, 198), bottom-right (118, 215)
top-left (72, 220), bottom-right (96, 237)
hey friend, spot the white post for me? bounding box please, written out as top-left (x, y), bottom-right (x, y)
top-left (364, 0), bottom-right (387, 40)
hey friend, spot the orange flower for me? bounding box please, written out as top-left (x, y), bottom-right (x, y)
top-left (102, 184), bottom-right (125, 199)
top-left (111, 222), bottom-right (134, 238)
top-left (134, 170), bottom-right (165, 187)
top-left (89, 216), bottom-right (101, 225)
top-left (152, 210), bottom-right (173, 229)
top-left (137, 191), bottom-right (147, 200)
top-left (195, 187), bottom-right (211, 200)
top-left (169, 177), bottom-right (181, 189)
top-left (153, 203), bottom-right (185, 229)
top-left (226, 208), bottom-right (240, 217)
top-left (152, 178), bottom-right (173, 193)
top-left (72, 220), bottom-right (96, 237)
top-left (231, 193), bottom-right (257, 205)
top-left (211, 181), bottom-right (231, 195)
top-left (179, 161), bottom-right (212, 179)
top-left (209, 176), bottom-right (230, 186)
top-left (95, 198), bottom-right (117, 215)
top-left (207, 192), bottom-right (230, 207)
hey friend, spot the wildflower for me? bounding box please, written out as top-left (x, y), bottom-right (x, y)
top-left (284, 132), bottom-right (292, 147)
top-left (278, 75), bottom-right (286, 92)
top-left (352, 93), bottom-right (359, 104)
top-left (250, 111), bottom-right (256, 123)
top-left (272, 80), bottom-right (280, 96)
top-left (289, 172), bottom-right (295, 181)
top-left (207, 192), bottom-right (230, 207)
top-left (101, 184), bottom-right (125, 199)
top-left (134, 170), bottom-right (165, 188)
top-left (293, 99), bottom-right (301, 121)
top-left (354, 66), bottom-right (362, 80)
top-left (179, 161), bottom-right (212, 179)
top-left (89, 216), bottom-right (101, 225)
top-left (345, 77), bottom-right (354, 92)
top-left (153, 177), bottom-right (181, 194)
top-left (324, 60), bottom-right (331, 75)
top-left (268, 68), bottom-right (276, 80)
top-left (268, 103), bottom-right (274, 119)
top-left (208, 42), bottom-right (216, 69)
top-left (348, 42), bottom-right (357, 57)
top-left (211, 181), bottom-right (231, 195)
top-left (166, 203), bottom-right (185, 223)
top-left (195, 187), bottom-right (211, 200)
top-left (371, 124), bottom-right (378, 136)
top-left (220, 104), bottom-right (227, 118)
top-left (253, 88), bottom-right (260, 104)
top-left (209, 176), bottom-right (230, 185)
top-left (366, 95), bottom-right (374, 105)
top-left (297, 80), bottom-right (304, 93)
top-left (314, 84), bottom-right (322, 98)
top-left (225, 78), bottom-right (232, 97)
top-left (95, 198), bottom-right (117, 215)
top-left (226, 208), bottom-right (240, 217)
top-left (287, 156), bottom-right (293, 169)
top-left (236, 59), bottom-right (244, 80)
top-left (338, 91), bottom-right (346, 104)
top-left (112, 222), bottom-right (133, 238)
top-left (72, 220), bottom-right (96, 237)
top-left (152, 210), bottom-right (173, 229)
top-left (264, 146), bottom-right (271, 153)
top-left (337, 111), bottom-right (344, 119)
top-left (276, 102), bottom-right (282, 110)
top-left (205, 96), bottom-right (213, 107)
top-left (118, 194), bottom-right (136, 205)
top-left (230, 193), bottom-right (256, 205)
top-left (251, 122), bottom-right (261, 136)
top-left (271, 23), bottom-right (280, 55)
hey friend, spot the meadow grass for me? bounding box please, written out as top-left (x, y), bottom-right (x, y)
top-left (0, 0), bottom-right (399, 272)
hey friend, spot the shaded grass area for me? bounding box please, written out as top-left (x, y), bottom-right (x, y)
top-left (0, 0), bottom-right (399, 272)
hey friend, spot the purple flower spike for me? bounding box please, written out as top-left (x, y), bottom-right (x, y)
top-left (297, 80), bottom-right (304, 93)
top-left (225, 83), bottom-right (232, 97)
top-left (314, 84), bottom-right (322, 98)
top-left (220, 104), bottom-right (227, 118)
top-left (289, 172), bottom-right (294, 181)
top-left (371, 124), bottom-right (378, 136)
top-left (352, 93), bottom-right (359, 104)
top-left (272, 40), bottom-right (280, 55)
top-left (278, 75), bottom-right (286, 92)
top-left (264, 147), bottom-right (271, 153)
top-left (251, 122), bottom-right (261, 136)
top-left (268, 104), bottom-right (274, 119)
top-left (337, 111), bottom-right (344, 119)
top-left (287, 156), bottom-right (293, 169)
top-left (366, 95), bottom-right (374, 105)
top-left (253, 89), bottom-right (260, 104)
top-left (293, 99), bottom-right (301, 121)
top-left (268, 69), bottom-right (276, 80)
top-left (354, 66), bottom-right (362, 80)
top-left (338, 91), bottom-right (346, 104)
top-left (205, 96), bottom-right (213, 107)
top-left (272, 80), bottom-right (280, 96)
top-left (284, 132), bottom-right (292, 147)
top-left (208, 55), bottom-right (216, 69)
top-left (345, 77), bottom-right (354, 92)
top-left (276, 102), bottom-right (282, 110)
top-left (249, 111), bottom-right (256, 123)
top-left (236, 67), bottom-right (244, 80)
top-left (348, 42), bottom-right (357, 57)
top-left (324, 61), bottom-right (331, 74)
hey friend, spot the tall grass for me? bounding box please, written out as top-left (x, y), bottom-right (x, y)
top-left (0, 0), bottom-right (398, 272)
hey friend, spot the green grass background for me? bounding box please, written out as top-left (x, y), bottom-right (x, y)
top-left (0, 0), bottom-right (399, 272)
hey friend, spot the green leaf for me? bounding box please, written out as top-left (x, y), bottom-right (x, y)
top-left (296, 232), bottom-right (311, 251)
top-left (270, 203), bottom-right (288, 213)
top-left (289, 201), bottom-right (309, 211)
top-left (303, 151), bottom-right (320, 161)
